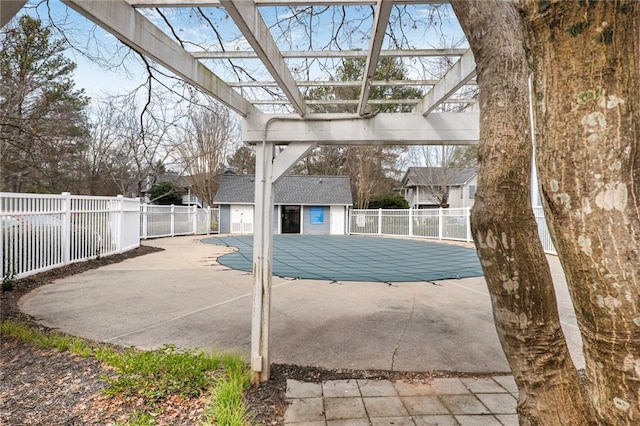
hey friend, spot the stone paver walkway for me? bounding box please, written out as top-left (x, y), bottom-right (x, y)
top-left (285, 376), bottom-right (519, 425)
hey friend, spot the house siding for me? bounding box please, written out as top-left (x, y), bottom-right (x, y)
top-left (450, 175), bottom-right (477, 209)
top-left (302, 206), bottom-right (331, 235)
top-left (401, 167), bottom-right (477, 209)
top-left (219, 204), bottom-right (348, 235)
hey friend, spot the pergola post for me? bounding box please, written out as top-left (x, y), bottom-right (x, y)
top-left (251, 139), bottom-right (275, 384)
top-left (251, 134), bottom-right (316, 383)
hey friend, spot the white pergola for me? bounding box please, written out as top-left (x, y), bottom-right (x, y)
top-left (2, 0), bottom-right (479, 383)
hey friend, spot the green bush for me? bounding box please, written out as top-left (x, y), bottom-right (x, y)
top-left (367, 193), bottom-right (409, 209)
top-left (147, 182), bottom-right (183, 205)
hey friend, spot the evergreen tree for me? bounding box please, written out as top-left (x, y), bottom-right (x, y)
top-left (227, 146), bottom-right (256, 175)
top-left (0, 15), bottom-right (90, 193)
top-left (146, 181), bottom-right (183, 205)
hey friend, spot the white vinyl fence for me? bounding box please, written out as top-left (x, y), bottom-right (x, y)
top-left (1, 192), bottom-right (140, 280)
top-left (532, 206), bottom-right (557, 255)
top-left (349, 207), bottom-right (557, 255)
top-left (1, 193), bottom-right (221, 280)
top-left (140, 204), bottom-right (219, 239)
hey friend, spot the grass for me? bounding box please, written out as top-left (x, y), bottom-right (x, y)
top-left (203, 354), bottom-right (252, 425)
top-left (1, 320), bottom-right (252, 425)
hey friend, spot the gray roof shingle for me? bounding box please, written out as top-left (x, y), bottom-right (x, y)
top-left (403, 167), bottom-right (477, 187)
top-left (214, 175), bottom-right (353, 205)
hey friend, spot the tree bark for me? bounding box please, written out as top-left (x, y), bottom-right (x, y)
top-left (451, 1), bottom-right (595, 424)
top-left (523, 1), bottom-right (640, 423)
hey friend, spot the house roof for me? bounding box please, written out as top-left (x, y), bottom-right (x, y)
top-left (142, 172), bottom-right (191, 193)
top-left (402, 167), bottom-right (477, 188)
top-left (214, 175), bottom-right (353, 206)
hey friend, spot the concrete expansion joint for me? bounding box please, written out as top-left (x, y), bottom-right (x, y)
top-left (391, 286), bottom-right (418, 371)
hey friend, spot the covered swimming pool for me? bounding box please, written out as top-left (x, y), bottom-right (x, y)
top-left (203, 235), bottom-right (482, 283)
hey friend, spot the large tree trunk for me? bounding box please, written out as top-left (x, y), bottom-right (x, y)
top-left (523, 1), bottom-right (640, 423)
top-left (451, 1), bottom-right (595, 424)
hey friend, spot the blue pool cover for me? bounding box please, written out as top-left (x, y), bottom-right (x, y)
top-left (202, 235), bottom-right (482, 283)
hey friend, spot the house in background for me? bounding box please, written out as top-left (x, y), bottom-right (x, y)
top-left (401, 167), bottom-right (477, 209)
top-left (214, 174), bottom-right (353, 235)
top-left (141, 172), bottom-right (206, 207)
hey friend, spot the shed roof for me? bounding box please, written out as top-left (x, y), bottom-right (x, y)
top-left (215, 175), bottom-right (353, 206)
top-left (403, 167), bottom-right (477, 187)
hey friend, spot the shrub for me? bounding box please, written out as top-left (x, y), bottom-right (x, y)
top-left (367, 193), bottom-right (409, 209)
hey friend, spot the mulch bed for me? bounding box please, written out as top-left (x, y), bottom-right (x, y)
top-left (0, 243), bottom-right (493, 425)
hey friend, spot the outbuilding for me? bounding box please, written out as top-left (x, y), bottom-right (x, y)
top-left (215, 174), bottom-right (353, 235)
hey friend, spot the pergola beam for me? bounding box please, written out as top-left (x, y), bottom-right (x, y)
top-left (243, 112), bottom-right (479, 145)
top-left (414, 48), bottom-right (476, 116)
top-left (229, 79), bottom-right (444, 88)
top-left (219, 0), bottom-right (306, 117)
top-left (251, 98), bottom-right (475, 105)
top-left (192, 48), bottom-right (468, 59)
top-left (62, 0), bottom-right (257, 117)
top-left (228, 79), bottom-right (440, 88)
top-left (1, 0), bottom-right (27, 28)
top-left (357, 0), bottom-right (393, 116)
top-left (128, 0), bottom-right (447, 7)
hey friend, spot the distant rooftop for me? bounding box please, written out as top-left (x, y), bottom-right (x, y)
top-left (215, 175), bottom-right (353, 206)
top-left (403, 167), bottom-right (477, 187)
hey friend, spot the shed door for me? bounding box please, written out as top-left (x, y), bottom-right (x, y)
top-left (330, 205), bottom-right (346, 235)
top-left (281, 205), bottom-right (300, 234)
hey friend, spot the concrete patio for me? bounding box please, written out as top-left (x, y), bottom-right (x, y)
top-left (19, 235), bottom-right (583, 424)
top-left (20, 235), bottom-right (583, 372)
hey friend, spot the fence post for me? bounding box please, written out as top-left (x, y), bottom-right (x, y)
top-left (141, 203), bottom-right (148, 240)
top-left (438, 207), bottom-right (443, 240)
top-left (170, 204), bottom-right (175, 237)
top-left (206, 207), bottom-right (211, 235)
top-left (378, 209), bottom-right (382, 236)
top-left (408, 208), bottom-right (413, 237)
top-left (192, 205), bottom-right (198, 235)
top-left (116, 195), bottom-right (124, 252)
top-left (61, 192), bottom-right (72, 265)
top-left (466, 207), bottom-right (472, 243)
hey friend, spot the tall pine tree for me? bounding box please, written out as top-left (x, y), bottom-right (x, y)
top-left (1, 15), bottom-right (89, 193)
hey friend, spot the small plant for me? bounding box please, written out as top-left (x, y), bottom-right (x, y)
top-left (94, 345), bottom-right (119, 364)
top-left (55, 335), bottom-right (71, 352)
top-left (116, 410), bottom-right (157, 426)
top-left (69, 337), bottom-right (93, 357)
top-left (1, 321), bottom-right (50, 347)
top-left (202, 354), bottom-right (252, 426)
top-left (2, 270), bottom-right (16, 292)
